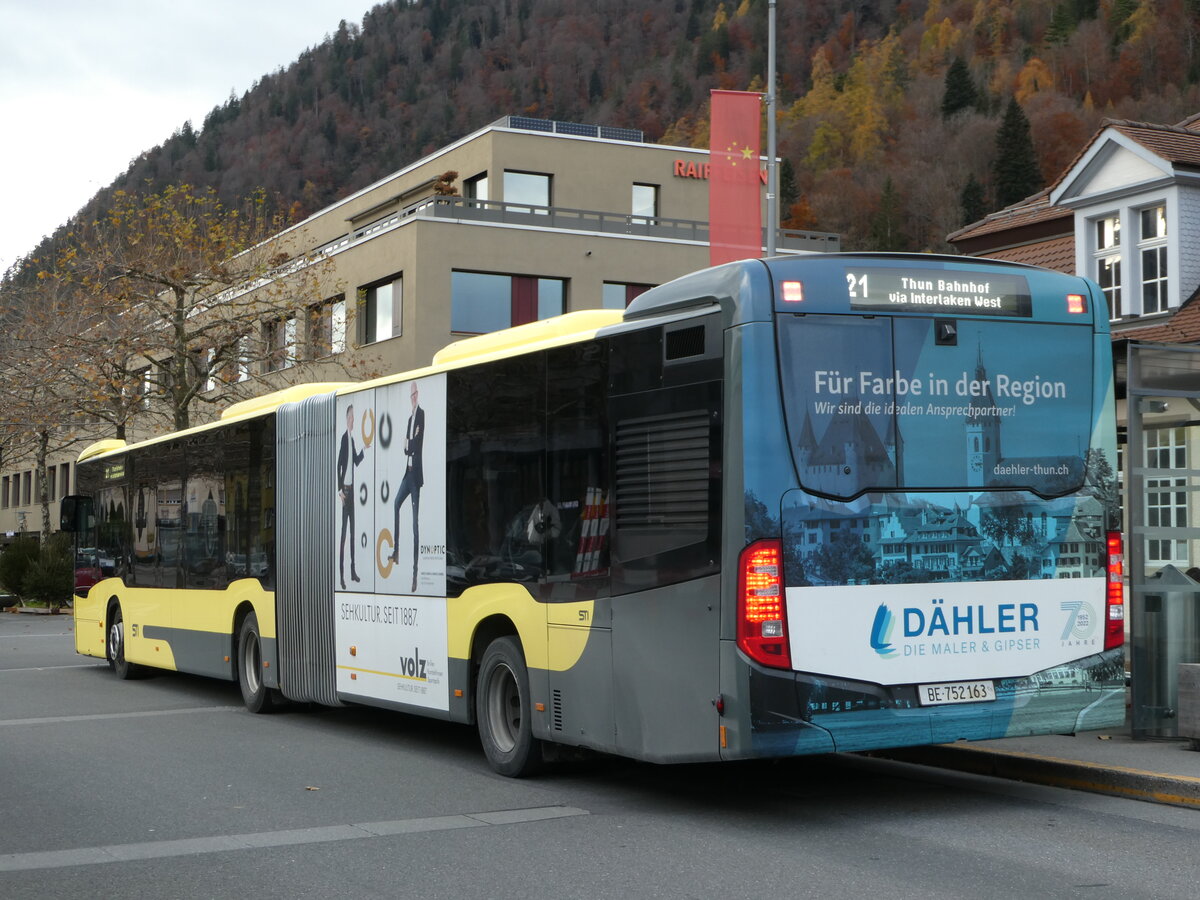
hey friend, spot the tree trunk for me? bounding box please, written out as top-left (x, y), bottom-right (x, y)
top-left (36, 429), bottom-right (51, 545)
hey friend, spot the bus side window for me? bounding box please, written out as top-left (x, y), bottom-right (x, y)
top-left (185, 429), bottom-right (226, 590)
top-left (148, 441), bottom-right (186, 591)
top-left (546, 342), bottom-right (610, 591)
top-left (608, 326), bottom-right (722, 593)
top-left (59, 495), bottom-right (93, 533)
top-left (446, 354), bottom-right (547, 593)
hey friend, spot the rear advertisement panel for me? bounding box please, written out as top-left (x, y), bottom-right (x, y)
top-left (787, 576), bottom-right (1105, 685)
top-left (781, 487), bottom-right (1112, 685)
top-left (774, 308), bottom-right (1116, 685)
top-left (333, 374), bottom-right (449, 711)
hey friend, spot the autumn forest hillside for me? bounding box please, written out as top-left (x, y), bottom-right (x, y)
top-left (22, 0), bottom-right (1200, 269)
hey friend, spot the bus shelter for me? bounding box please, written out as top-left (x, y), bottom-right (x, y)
top-left (1125, 341), bottom-right (1200, 738)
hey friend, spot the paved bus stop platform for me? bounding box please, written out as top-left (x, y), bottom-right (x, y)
top-left (871, 725), bottom-right (1200, 809)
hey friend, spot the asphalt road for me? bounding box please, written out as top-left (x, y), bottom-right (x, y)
top-left (3, 612), bottom-right (1199, 900)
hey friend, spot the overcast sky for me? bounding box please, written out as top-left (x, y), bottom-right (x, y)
top-left (0, 0), bottom-right (380, 274)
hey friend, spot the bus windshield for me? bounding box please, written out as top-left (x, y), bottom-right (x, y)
top-left (778, 314), bottom-right (1094, 498)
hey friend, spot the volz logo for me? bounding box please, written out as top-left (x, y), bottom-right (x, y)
top-left (399, 647), bottom-right (427, 680)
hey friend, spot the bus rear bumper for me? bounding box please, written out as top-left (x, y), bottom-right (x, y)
top-left (733, 649), bottom-right (1126, 759)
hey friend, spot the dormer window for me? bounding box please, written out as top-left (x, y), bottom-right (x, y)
top-left (1094, 214), bottom-right (1121, 320)
top-left (1138, 204), bottom-right (1168, 315)
top-left (1089, 203), bottom-right (1169, 320)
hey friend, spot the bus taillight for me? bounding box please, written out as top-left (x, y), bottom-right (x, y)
top-left (737, 540), bottom-right (791, 669)
top-left (781, 280), bottom-right (804, 303)
top-left (1067, 293), bottom-right (1087, 314)
top-left (1105, 531), bottom-right (1125, 651)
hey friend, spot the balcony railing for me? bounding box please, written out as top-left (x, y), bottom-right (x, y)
top-left (324, 195), bottom-right (840, 256)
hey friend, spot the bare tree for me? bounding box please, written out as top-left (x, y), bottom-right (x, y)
top-left (42, 184), bottom-right (332, 432)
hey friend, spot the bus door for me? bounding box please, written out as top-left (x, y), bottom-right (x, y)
top-left (607, 317), bottom-right (725, 762)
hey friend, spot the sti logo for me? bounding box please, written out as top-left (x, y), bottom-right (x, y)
top-left (869, 604), bottom-right (898, 658)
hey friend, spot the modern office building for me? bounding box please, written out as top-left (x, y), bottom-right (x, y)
top-left (0, 115), bottom-right (838, 544)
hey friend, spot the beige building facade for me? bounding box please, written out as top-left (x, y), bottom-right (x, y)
top-left (0, 115), bottom-right (836, 544)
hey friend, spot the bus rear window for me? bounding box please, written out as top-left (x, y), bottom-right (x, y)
top-left (777, 315), bottom-right (1094, 498)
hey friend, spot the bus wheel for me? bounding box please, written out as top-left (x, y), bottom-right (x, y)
top-left (107, 605), bottom-right (142, 680)
top-left (476, 636), bottom-right (543, 777)
top-left (237, 612), bottom-right (281, 714)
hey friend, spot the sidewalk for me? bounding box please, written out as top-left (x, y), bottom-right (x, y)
top-left (874, 724), bottom-right (1200, 809)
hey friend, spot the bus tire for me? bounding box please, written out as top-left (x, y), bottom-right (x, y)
top-left (237, 612), bottom-right (281, 714)
top-left (476, 636), bottom-right (543, 777)
top-left (107, 604), bottom-right (142, 680)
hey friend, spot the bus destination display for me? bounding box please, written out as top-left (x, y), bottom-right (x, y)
top-left (845, 267), bottom-right (1032, 317)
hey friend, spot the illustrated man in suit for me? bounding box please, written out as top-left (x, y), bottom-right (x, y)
top-left (337, 404), bottom-right (364, 589)
top-left (390, 381), bottom-right (424, 592)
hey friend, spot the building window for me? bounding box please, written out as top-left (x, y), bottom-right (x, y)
top-left (602, 282), bottom-right (654, 309)
top-left (503, 170), bottom-right (550, 214)
top-left (1093, 214), bottom-right (1121, 320)
top-left (155, 358), bottom-right (173, 396)
top-left (632, 183), bottom-right (659, 223)
top-left (284, 318), bottom-right (298, 367)
top-left (235, 336), bottom-right (251, 383)
top-left (465, 172), bottom-right (489, 203)
top-left (360, 276), bottom-right (402, 345)
top-left (263, 315), bottom-right (297, 373)
top-left (310, 297), bottom-right (347, 357)
top-left (199, 348), bottom-right (216, 393)
top-left (1145, 426), bottom-right (1187, 565)
top-left (1, 476), bottom-right (8, 509)
top-left (60, 463), bottom-right (70, 498)
top-left (1139, 204), bottom-right (1168, 315)
top-left (129, 366), bottom-right (150, 408)
top-left (22, 471), bottom-right (31, 506)
top-left (451, 271), bottom-right (566, 334)
top-left (46, 466), bottom-right (55, 503)
top-left (262, 322), bottom-right (279, 373)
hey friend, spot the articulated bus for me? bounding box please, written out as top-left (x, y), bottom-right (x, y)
top-left (65, 253), bottom-right (1125, 776)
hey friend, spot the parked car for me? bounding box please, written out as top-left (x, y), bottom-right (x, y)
top-left (75, 548), bottom-right (104, 592)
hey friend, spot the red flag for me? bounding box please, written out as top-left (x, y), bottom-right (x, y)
top-left (709, 90), bottom-right (762, 267)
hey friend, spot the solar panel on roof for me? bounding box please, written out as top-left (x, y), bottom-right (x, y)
top-left (555, 121), bottom-right (599, 137)
top-left (600, 126), bottom-right (643, 142)
top-left (503, 116), bottom-right (644, 142)
top-left (509, 116), bottom-right (553, 132)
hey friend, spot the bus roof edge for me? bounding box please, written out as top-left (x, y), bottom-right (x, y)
top-left (78, 439), bottom-right (127, 463)
top-left (432, 310), bottom-right (623, 366)
top-left (220, 382), bottom-right (356, 421)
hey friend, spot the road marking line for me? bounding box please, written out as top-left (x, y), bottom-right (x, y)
top-left (0, 633), bottom-right (76, 638)
top-left (0, 664), bottom-right (107, 673)
top-left (0, 806), bottom-right (590, 872)
top-left (0, 706), bottom-right (243, 727)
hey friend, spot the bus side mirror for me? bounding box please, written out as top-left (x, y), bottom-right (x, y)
top-left (60, 495), bottom-right (93, 533)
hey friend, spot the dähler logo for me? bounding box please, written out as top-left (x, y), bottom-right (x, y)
top-left (870, 603), bottom-right (898, 658)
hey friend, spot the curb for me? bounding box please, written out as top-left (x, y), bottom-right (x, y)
top-left (871, 744), bottom-right (1200, 810)
top-left (10, 606), bottom-right (65, 615)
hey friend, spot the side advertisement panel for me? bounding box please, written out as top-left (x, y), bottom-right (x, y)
top-left (333, 375), bottom-right (449, 711)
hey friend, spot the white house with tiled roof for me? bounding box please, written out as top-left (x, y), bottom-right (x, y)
top-left (951, 114), bottom-right (1200, 335)
top-left (1052, 116), bottom-right (1200, 325)
top-left (949, 112), bottom-right (1200, 740)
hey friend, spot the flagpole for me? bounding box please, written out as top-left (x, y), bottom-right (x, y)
top-left (765, 0), bottom-right (778, 257)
